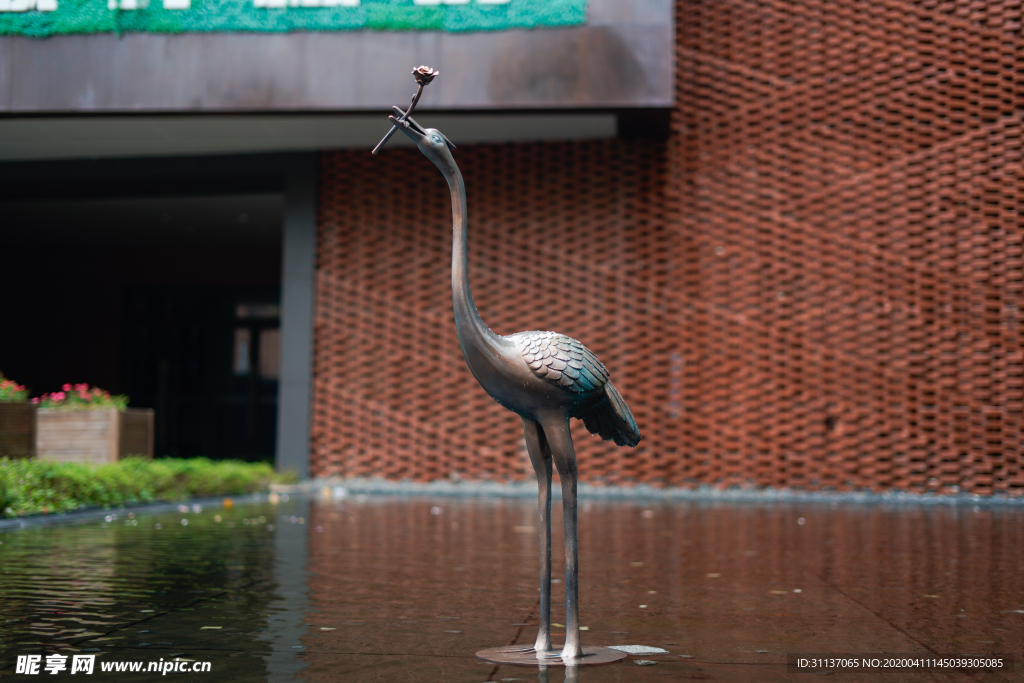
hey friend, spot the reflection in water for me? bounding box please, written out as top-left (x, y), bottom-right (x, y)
top-left (511, 663), bottom-right (577, 683)
top-left (539, 664), bottom-right (579, 683)
top-left (257, 497), bottom-right (311, 683)
top-left (301, 496), bottom-right (1024, 681)
top-left (1, 494), bottom-right (1022, 683)
top-left (0, 500), bottom-right (308, 682)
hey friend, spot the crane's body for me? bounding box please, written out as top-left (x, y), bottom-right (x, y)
top-left (387, 109), bottom-right (640, 665)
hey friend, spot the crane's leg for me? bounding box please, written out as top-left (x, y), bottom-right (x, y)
top-left (522, 417), bottom-right (553, 655)
top-left (542, 414), bottom-right (583, 661)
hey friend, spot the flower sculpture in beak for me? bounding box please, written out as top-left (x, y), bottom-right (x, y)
top-left (412, 65), bottom-right (439, 86)
top-left (373, 65), bottom-right (455, 154)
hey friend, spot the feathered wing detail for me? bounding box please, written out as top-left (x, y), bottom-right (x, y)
top-left (580, 381), bottom-right (641, 448)
top-left (511, 331), bottom-right (609, 394)
top-left (510, 330), bottom-right (641, 448)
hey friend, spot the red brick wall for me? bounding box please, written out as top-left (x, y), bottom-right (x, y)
top-left (312, 0), bottom-right (1024, 495)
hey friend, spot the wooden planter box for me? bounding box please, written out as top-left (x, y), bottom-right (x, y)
top-left (0, 402), bottom-right (36, 459)
top-left (36, 408), bottom-right (154, 464)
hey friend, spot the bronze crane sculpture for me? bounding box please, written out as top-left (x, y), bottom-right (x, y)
top-left (375, 67), bottom-right (640, 666)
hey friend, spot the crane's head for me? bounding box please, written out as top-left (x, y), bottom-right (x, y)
top-left (389, 113), bottom-right (458, 174)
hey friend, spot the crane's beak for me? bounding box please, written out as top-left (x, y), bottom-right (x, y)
top-left (372, 106), bottom-right (431, 154)
top-left (389, 113), bottom-right (427, 142)
top-left (390, 107), bottom-right (457, 151)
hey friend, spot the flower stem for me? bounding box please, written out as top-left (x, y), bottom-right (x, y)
top-left (372, 83), bottom-right (425, 155)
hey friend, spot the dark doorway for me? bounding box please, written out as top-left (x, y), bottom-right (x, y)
top-left (123, 287), bottom-right (281, 461)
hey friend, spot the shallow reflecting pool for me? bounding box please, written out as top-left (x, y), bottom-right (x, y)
top-left (1, 493), bottom-right (1022, 682)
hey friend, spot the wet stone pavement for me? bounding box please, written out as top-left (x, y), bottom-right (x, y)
top-left (0, 492), bottom-right (1022, 682)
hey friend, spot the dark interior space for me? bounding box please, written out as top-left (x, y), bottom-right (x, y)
top-left (616, 107), bottom-right (672, 141)
top-left (0, 162), bottom-right (286, 461)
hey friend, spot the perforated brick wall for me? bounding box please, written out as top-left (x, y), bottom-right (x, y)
top-left (312, 0), bottom-right (1023, 495)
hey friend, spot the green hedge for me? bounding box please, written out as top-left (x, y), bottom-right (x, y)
top-left (0, 457), bottom-right (283, 518)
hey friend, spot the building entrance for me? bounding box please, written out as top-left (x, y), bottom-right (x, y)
top-left (0, 155), bottom-right (304, 463)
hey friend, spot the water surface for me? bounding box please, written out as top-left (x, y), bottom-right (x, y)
top-left (1, 493), bottom-right (1022, 682)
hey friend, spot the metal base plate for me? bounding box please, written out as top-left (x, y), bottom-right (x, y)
top-left (475, 645), bottom-right (627, 667)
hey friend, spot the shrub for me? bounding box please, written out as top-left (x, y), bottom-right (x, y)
top-left (0, 476), bottom-right (12, 515)
top-left (0, 375), bottom-right (29, 403)
top-left (0, 457), bottom-right (278, 518)
top-left (33, 383), bottom-right (129, 411)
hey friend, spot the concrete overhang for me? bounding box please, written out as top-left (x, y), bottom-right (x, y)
top-left (0, 111), bottom-right (623, 161)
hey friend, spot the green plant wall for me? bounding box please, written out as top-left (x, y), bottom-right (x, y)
top-left (0, 0), bottom-right (585, 36)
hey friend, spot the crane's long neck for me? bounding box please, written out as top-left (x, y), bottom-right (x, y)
top-left (443, 163), bottom-right (506, 357)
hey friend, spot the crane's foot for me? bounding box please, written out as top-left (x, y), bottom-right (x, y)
top-left (560, 644), bottom-right (584, 661)
top-left (475, 645), bottom-right (627, 667)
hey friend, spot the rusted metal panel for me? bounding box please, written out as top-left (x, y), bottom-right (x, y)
top-left (0, 0), bottom-right (672, 112)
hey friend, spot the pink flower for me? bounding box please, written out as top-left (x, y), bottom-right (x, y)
top-left (79, 391), bottom-right (90, 399)
top-left (31, 397), bottom-right (39, 404)
top-left (62, 384), bottom-right (72, 391)
top-left (53, 391), bottom-right (66, 401)
top-left (75, 383), bottom-right (88, 391)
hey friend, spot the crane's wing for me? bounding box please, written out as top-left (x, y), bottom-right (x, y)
top-left (510, 331), bottom-right (609, 394)
top-left (510, 330), bottom-right (641, 447)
